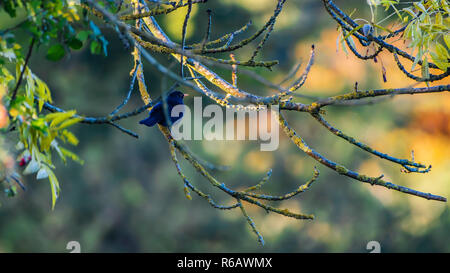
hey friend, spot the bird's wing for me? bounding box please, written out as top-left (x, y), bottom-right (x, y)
top-left (139, 102), bottom-right (163, 127)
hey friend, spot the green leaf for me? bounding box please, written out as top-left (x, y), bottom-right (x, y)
top-left (413, 2), bottom-right (427, 13)
top-left (372, 23), bottom-right (394, 34)
top-left (76, 30), bottom-right (90, 41)
top-left (411, 48), bottom-right (423, 72)
top-left (390, 3), bottom-right (402, 20)
top-left (90, 41), bottom-right (101, 55)
top-left (51, 140), bottom-right (66, 164)
top-left (3, 1), bottom-right (17, 17)
top-left (5, 186), bottom-right (17, 198)
top-left (46, 44), bottom-right (66, 61)
top-left (444, 34), bottom-right (450, 51)
top-left (35, 77), bottom-right (52, 111)
top-left (435, 12), bottom-right (443, 25)
top-left (421, 57), bottom-right (429, 80)
top-left (60, 147), bottom-right (84, 165)
top-left (47, 168), bottom-right (60, 210)
top-left (341, 25), bottom-right (364, 41)
top-left (402, 7), bottom-right (416, 18)
top-left (435, 42), bottom-right (449, 60)
top-left (430, 52), bottom-right (449, 71)
top-left (31, 118), bottom-right (47, 132)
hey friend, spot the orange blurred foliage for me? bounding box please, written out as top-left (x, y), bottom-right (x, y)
top-left (0, 85), bottom-right (9, 128)
top-left (0, 105), bottom-right (7, 129)
top-left (293, 27), bottom-right (450, 94)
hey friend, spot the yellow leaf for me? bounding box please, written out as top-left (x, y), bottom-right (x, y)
top-left (430, 52), bottom-right (449, 71)
top-left (444, 34), bottom-right (450, 50)
top-left (421, 57), bottom-right (429, 79)
top-left (56, 117), bottom-right (83, 130)
top-left (60, 129), bottom-right (79, 145)
top-left (341, 25), bottom-right (364, 41)
top-left (46, 168), bottom-right (60, 210)
top-left (60, 147), bottom-right (84, 165)
top-left (435, 42), bottom-right (449, 59)
top-left (46, 110), bottom-right (76, 127)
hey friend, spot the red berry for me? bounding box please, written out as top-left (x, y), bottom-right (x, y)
top-left (18, 156), bottom-right (31, 167)
top-left (19, 158), bottom-right (26, 166)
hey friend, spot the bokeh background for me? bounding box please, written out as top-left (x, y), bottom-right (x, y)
top-left (0, 0), bottom-right (449, 252)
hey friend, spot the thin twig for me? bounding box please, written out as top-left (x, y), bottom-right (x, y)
top-left (10, 37), bottom-right (36, 104)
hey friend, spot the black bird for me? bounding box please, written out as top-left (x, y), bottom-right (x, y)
top-left (139, 90), bottom-right (187, 127)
